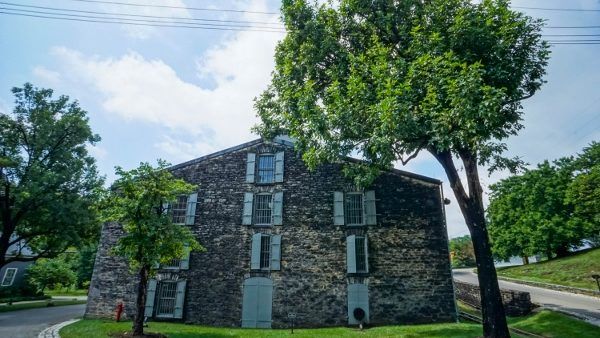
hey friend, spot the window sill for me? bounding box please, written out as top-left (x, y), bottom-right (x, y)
top-left (252, 224), bottom-right (273, 228)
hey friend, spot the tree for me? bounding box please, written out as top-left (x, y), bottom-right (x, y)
top-left (449, 235), bottom-right (476, 268)
top-left (27, 258), bottom-right (77, 292)
top-left (102, 161), bottom-right (203, 336)
top-left (255, 1), bottom-right (549, 336)
top-left (0, 83), bottom-right (104, 269)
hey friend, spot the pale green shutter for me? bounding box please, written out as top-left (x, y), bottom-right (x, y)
top-left (242, 279), bottom-right (258, 327)
top-left (364, 236), bottom-right (369, 273)
top-left (251, 233), bottom-right (261, 270)
top-left (270, 234), bottom-right (281, 271)
top-left (173, 279), bottom-right (187, 319)
top-left (185, 193), bottom-right (198, 225)
top-left (246, 153), bottom-right (256, 183)
top-left (334, 192), bottom-right (345, 225)
top-left (242, 277), bottom-right (273, 328)
top-left (272, 192), bottom-right (283, 225)
top-left (364, 190), bottom-right (376, 225)
top-left (257, 280), bottom-right (273, 328)
top-left (348, 283), bottom-right (369, 324)
top-left (274, 151), bottom-right (284, 182)
top-left (180, 243), bottom-right (191, 270)
top-left (242, 193), bottom-right (254, 225)
top-left (144, 279), bottom-right (157, 318)
top-left (346, 235), bottom-right (356, 273)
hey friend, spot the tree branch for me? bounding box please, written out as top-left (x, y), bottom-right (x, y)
top-left (503, 92), bottom-right (534, 105)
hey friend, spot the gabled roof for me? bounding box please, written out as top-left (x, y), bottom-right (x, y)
top-left (169, 137), bottom-right (441, 185)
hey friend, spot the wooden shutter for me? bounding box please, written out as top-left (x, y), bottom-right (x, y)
top-left (144, 279), bottom-right (157, 318)
top-left (241, 279), bottom-right (258, 327)
top-left (272, 192), bottom-right (283, 225)
top-left (364, 236), bottom-right (369, 273)
top-left (346, 235), bottom-right (356, 273)
top-left (246, 153), bottom-right (256, 183)
top-left (364, 190), bottom-right (377, 225)
top-left (256, 279), bottom-right (273, 328)
top-left (185, 193), bottom-right (198, 225)
top-left (334, 192), bottom-right (345, 225)
top-left (348, 283), bottom-right (369, 325)
top-left (173, 279), bottom-right (187, 319)
top-left (270, 234), bottom-right (281, 271)
top-left (162, 202), bottom-right (170, 215)
top-left (242, 277), bottom-right (273, 328)
top-left (274, 151), bottom-right (284, 182)
top-left (180, 243), bottom-right (191, 270)
top-left (242, 193), bottom-right (254, 225)
top-left (251, 233), bottom-right (262, 270)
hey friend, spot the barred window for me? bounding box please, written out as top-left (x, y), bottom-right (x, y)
top-left (156, 281), bottom-right (177, 317)
top-left (1, 268), bottom-right (17, 286)
top-left (257, 154), bottom-right (275, 183)
top-left (345, 193), bottom-right (363, 225)
top-left (162, 258), bottom-right (181, 269)
top-left (172, 195), bottom-right (188, 224)
top-left (355, 236), bottom-right (367, 273)
top-left (260, 235), bottom-right (271, 269)
top-left (253, 194), bottom-right (273, 225)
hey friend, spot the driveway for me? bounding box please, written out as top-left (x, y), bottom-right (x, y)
top-left (0, 304), bottom-right (85, 338)
top-left (453, 269), bottom-right (600, 325)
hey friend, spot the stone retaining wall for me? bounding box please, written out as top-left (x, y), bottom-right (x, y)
top-left (454, 281), bottom-right (532, 316)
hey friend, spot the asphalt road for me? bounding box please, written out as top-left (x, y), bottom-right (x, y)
top-left (0, 304), bottom-right (85, 338)
top-left (453, 269), bottom-right (600, 326)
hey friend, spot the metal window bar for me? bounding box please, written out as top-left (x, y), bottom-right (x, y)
top-left (345, 193), bottom-right (363, 225)
top-left (355, 236), bottom-right (366, 272)
top-left (172, 195), bottom-right (188, 224)
top-left (260, 235), bottom-right (271, 269)
top-left (257, 154), bottom-right (275, 183)
top-left (253, 194), bottom-right (273, 225)
top-left (162, 258), bottom-right (181, 269)
top-left (1, 268), bottom-right (16, 286)
top-left (156, 281), bottom-right (177, 317)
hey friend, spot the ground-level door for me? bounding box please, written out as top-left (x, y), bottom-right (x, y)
top-left (241, 277), bottom-right (273, 328)
top-left (348, 283), bottom-right (369, 325)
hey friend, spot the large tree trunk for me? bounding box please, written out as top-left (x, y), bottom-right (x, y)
top-left (433, 149), bottom-right (510, 338)
top-left (133, 265), bottom-right (149, 336)
top-left (555, 245), bottom-right (569, 258)
top-left (522, 256), bottom-right (529, 265)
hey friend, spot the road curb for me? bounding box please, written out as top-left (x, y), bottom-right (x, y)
top-left (38, 319), bottom-right (80, 338)
top-left (497, 276), bottom-right (600, 298)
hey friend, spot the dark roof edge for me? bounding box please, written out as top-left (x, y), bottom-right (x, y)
top-left (169, 137), bottom-right (440, 185)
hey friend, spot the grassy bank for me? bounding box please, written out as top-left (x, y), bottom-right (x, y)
top-left (0, 299), bottom-right (86, 312)
top-left (496, 247), bottom-right (600, 290)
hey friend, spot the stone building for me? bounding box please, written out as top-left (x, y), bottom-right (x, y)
top-left (85, 137), bottom-right (456, 328)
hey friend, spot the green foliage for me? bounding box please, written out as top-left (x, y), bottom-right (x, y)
top-left (255, 0), bottom-right (549, 180)
top-left (26, 258), bottom-right (77, 292)
top-left (0, 83), bottom-right (104, 267)
top-left (101, 160), bottom-right (203, 275)
top-left (449, 235), bottom-right (476, 268)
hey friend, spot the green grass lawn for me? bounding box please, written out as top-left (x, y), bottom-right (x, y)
top-left (0, 299), bottom-right (87, 313)
top-left (45, 288), bottom-right (89, 297)
top-left (496, 247), bottom-right (600, 290)
top-left (61, 320), bottom-right (483, 338)
top-left (508, 310), bottom-right (600, 338)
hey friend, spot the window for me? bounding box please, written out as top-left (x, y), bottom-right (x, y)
top-left (260, 235), bottom-right (271, 269)
top-left (253, 194), bottom-right (273, 225)
top-left (355, 237), bottom-right (367, 273)
top-left (171, 195), bottom-right (188, 224)
top-left (257, 154), bottom-right (275, 183)
top-left (346, 235), bottom-right (368, 274)
top-left (345, 193), bottom-right (364, 225)
top-left (162, 258), bottom-right (181, 269)
top-left (1, 268), bottom-right (17, 286)
top-left (156, 281), bottom-right (177, 317)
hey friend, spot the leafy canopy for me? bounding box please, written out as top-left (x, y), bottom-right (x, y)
top-left (255, 0), bottom-right (549, 182)
top-left (102, 160), bottom-right (203, 273)
top-left (0, 83), bottom-right (103, 266)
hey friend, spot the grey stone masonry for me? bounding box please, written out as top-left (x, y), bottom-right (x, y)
top-left (85, 138), bottom-right (457, 327)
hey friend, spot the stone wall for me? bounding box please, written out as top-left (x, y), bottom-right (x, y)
top-left (454, 280), bottom-right (532, 316)
top-left (86, 139), bottom-right (456, 327)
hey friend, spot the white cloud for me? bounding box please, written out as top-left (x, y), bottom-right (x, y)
top-left (87, 144), bottom-right (109, 160)
top-left (155, 135), bottom-right (218, 162)
top-left (32, 66), bottom-right (61, 85)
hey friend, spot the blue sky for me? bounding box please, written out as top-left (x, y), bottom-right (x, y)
top-left (1, 0), bottom-right (599, 238)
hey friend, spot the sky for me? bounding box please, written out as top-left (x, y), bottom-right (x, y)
top-left (1, 0), bottom-right (599, 239)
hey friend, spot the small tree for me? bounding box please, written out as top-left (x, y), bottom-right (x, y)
top-left (449, 235), bottom-right (476, 268)
top-left (0, 83), bottom-right (103, 269)
top-left (102, 161), bottom-right (202, 336)
top-left (27, 258), bottom-right (77, 292)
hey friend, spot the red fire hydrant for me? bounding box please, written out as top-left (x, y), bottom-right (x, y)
top-left (115, 302), bottom-right (124, 322)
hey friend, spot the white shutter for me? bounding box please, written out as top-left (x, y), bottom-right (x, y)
top-left (270, 234), bottom-right (281, 271)
top-left (364, 190), bottom-right (377, 225)
top-left (180, 243), bottom-right (191, 270)
top-left (185, 193), bottom-right (198, 225)
top-left (242, 193), bottom-right (254, 225)
top-left (251, 233), bottom-right (262, 270)
top-left (334, 192), bottom-right (345, 225)
top-left (274, 151), bottom-right (284, 182)
top-left (173, 279), bottom-right (187, 319)
top-left (346, 235), bottom-right (356, 273)
top-left (246, 153), bottom-right (256, 183)
top-left (144, 279), bottom-right (157, 318)
top-left (272, 192), bottom-right (283, 225)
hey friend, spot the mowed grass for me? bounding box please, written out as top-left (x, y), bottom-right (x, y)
top-left (0, 299), bottom-right (86, 312)
top-left (60, 320), bottom-right (482, 338)
top-left (46, 288), bottom-right (89, 297)
top-left (508, 310), bottom-right (600, 338)
top-left (496, 247), bottom-right (600, 290)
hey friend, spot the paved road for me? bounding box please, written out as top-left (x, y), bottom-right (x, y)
top-left (453, 269), bottom-right (600, 325)
top-left (0, 304), bottom-right (85, 338)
